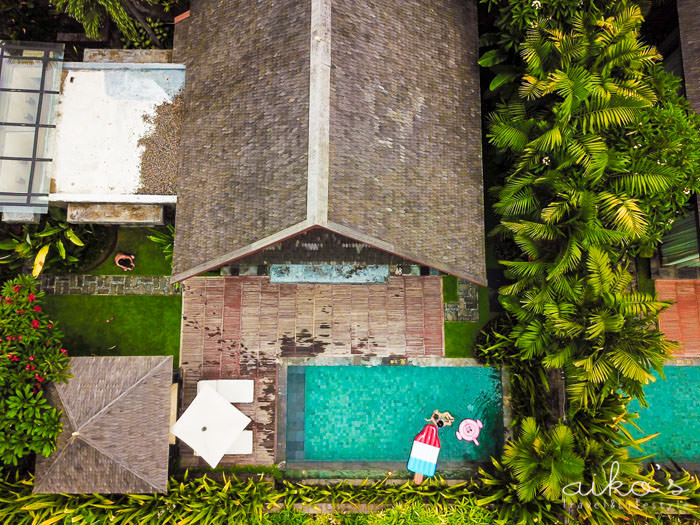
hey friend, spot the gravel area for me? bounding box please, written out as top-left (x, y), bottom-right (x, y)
top-left (137, 93), bottom-right (182, 195)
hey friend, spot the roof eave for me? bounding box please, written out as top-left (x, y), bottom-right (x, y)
top-left (172, 220), bottom-right (487, 286)
top-left (324, 221), bottom-right (487, 287)
top-left (171, 220), bottom-right (314, 282)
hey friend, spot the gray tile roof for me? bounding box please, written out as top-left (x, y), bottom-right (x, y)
top-left (173, 0), bottom-right (485, 285)
top-left (679, 0), bottom-right (700, 112)
top-left (33, 356), bottom-right (172, 494)
top-left (326, 0), bottom-right (485, 283)
top-left (173, 0), bottom-right (311, 276)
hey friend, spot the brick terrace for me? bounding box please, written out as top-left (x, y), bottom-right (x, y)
top-left (657, 279), bottom-right (700, 357)
top-left (179, 275), bottom-right (444, 466)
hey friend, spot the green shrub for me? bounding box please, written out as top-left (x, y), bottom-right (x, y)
top-left (476, 3), bottom-right (700, 523)
top-left (146, 224), bottom-right (175, 262)
top-left (121, 16), bottom-right (172, 49)
top-left (0, 208), bottom-right (94, 277)
top-left (0, 275), bottom-right (70, 465)
top-left (0, 473), bottom-right (490, 524)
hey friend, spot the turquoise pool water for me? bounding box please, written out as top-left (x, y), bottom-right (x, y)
top-left (629, 366), bottom-right (700, 463)
top-left (286, 365), bottom-right (503, 463)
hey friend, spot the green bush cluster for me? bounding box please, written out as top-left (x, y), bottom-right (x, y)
top-left (476, 1), bottom-right (700, 523)
top-left (0, 473), bottom-right (492, 524)
top-left (0, 208), bottom-right (95, 279)
top-left (146, 224), bottom-right (175, 262)
top-left (0, 276), bottom-right (70, 466)
top-left (121, 16), bottom-right (172, 49)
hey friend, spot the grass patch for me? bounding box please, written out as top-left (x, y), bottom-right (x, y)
top-left (181, 465), bottom-right (284, 480)
top-left (90, 227), bottom-right (171, 276)
top-left (43, 295), bottom-right (181, 366)
top-left (445, 286), bottom-right (494, 358)
top-left (445, 322), bottom-right (477, 357)
top-left (442, 275), bottom-right (459, 303)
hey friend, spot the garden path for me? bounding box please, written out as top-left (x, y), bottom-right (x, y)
top-left (38, 275), bottom-right (180, 295)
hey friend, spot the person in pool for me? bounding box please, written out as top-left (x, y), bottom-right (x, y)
top-left (115, 253), bottom-right (135, 271)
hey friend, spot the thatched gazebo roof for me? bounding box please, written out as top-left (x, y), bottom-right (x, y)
top-left (33, 356), bottom-right (172, 494)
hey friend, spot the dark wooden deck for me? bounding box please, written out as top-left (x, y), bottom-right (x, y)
top-left (178, 276), bottom-right (444, 467)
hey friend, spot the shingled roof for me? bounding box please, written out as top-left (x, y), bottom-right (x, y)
top-left (678, 0), bottom-right (700, 112)
top-left (173, 0), bottom-right (485, 285)
top-left (33, 356), bottom-right (172, 494)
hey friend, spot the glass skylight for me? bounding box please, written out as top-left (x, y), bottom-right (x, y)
top-left (0, 41), bottom-right (64, 214)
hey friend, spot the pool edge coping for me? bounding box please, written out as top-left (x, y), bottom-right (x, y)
top-left (276, 357), bottom-right (506, 474)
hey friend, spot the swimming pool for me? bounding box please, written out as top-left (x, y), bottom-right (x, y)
top-left (283, 361), bottom-right (504, 466)
top-left (629, 363), bottom-right (700, 464)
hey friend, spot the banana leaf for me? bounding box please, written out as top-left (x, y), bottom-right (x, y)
top-left (64, 229), bottom-right (84, 247)
top-left (55, 239), bottom-right (66, 259)
top-left (36, 227), bottom-right (63, 238)
top-left (32, 245), bottom-right (50, 277)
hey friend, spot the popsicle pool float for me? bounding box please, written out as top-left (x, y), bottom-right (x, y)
top-left (407, 423), bottom-right (441, 485)
top-left (456, 418), bottom-right (483, 446)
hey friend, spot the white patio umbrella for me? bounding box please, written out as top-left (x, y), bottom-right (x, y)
top-left (171, 386), bottom-right (251, 468)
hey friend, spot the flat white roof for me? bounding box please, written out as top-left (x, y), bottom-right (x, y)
top-left (51, 63), bottom-right (184, 197)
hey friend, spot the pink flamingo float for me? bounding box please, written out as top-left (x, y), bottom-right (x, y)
top-left (456, 418), bottom-right (483, 446)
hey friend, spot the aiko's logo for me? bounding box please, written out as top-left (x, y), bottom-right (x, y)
top-left (562, 461), bottom-right (687, 498)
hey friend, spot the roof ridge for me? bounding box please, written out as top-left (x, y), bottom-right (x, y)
top-left (75, 356), bottom-right (171, 491)
top-left (53, 381), bottom-right (79, 435)
top-left (80, 434), bottom-right (159, 491)
top-left (77, 356), bottom-right (170, 432)
top-left (33, 383), bottom-right (80, 490)
top-left (31, 431), bottom-right (75, 492)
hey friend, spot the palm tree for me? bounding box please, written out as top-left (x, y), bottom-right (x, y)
top-left (486, 6), bottom-right (671, 404)
top-left (478, 5), bottom-right (700, 522)
top-left (504, 417), bottom-right (584, 502)
top-left (51, 0), bottom-right (167, 47)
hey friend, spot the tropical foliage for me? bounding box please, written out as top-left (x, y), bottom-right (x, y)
top-left (51, 0), bottom-right (176, 47)
top-left (147, 224), bottom-right (175, 262)
top-left (0, 472), bottom-right (491, 524)
top-left (609, 68), bottom-right (700, 255)
top-left (121, 15), bottom-right (172, 48)
top-left (0, 276), bottom-right (70, 466)
top-left (0, 208), bottom-right (89, 277)
top-left (52, 0), bottom-right (139, 40)
top-left (487, 3), bottom-right (672, 402)
top-left (476, 2), bottom-right (700, 522)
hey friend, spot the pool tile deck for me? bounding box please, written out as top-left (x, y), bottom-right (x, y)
top-left (179, 275), bottom-right (444, 466)
top-left (656, 279), bottom-right (700, 358)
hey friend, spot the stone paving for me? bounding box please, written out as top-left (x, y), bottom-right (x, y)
top-left (443, 279), bottom-right (479, 321)
top-left (38, 275), bottom-right (180, 295)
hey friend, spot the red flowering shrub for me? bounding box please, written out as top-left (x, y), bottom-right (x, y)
top-left (0, 275), bottom-right (70, 465)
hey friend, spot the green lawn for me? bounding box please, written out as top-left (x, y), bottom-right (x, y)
top-left (445, 286), bottom-right (494, 358)
top-left (90, 227), bottom-right (171, 276)
top-left (43, 295), bottom-right (181, 366)
top-left (442, 275), bottom-right (459, 303)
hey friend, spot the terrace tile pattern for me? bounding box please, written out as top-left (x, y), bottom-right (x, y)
top-left (656, 279), bottom-right (700, 357)
top-left (178, 276), bottom-right (444, 466)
